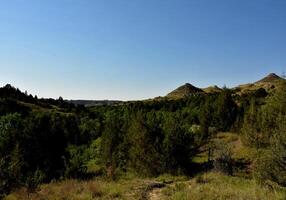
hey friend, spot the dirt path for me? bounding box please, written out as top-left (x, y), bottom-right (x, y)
top-left (148, 179), bottom-right (193, 200)
top-left (148, 187), bottom-right (166, 200)
top-left (139, 181), bottom-right (166, 200)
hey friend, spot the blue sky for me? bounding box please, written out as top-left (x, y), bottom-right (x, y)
top-left (0, 0), bottom-right (285, 100)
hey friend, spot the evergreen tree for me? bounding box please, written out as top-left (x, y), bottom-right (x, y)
top-left (255, 115), bottom-right (286, 186)
top-left (128, 112), bottom-right (163, 176)
top-left (101, 111), bottom-right (126, 178)
top-left (214, 89), bottom-right (237, 131)
top-left (162, 113), bottom-right (195, 174)
top-left (199, 97), bottom-right (212, 141)
top-left (241, 98), bottom-right (262, 147)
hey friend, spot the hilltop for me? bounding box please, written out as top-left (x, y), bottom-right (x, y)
top-left (166, 73), bottom-right (285, 99)
top-left (235, 73), bottom-right (284, 95)
top-left (166, 83), bottom-right (204, 99)
top-left (255, 73), bottom-right (283, 83)
top-left (202, 85), bottom-right (223, 93)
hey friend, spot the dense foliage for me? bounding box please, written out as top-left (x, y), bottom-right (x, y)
top-left (0, 81), bottom-right (286, 197)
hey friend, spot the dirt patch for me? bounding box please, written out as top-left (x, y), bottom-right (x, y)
top-left (139, 182), bottom-right (166, 200)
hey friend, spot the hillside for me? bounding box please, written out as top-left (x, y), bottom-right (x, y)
top-left (5, 132), bottom-right (286, 200)
top-left (202, 85), bottom-right (222, 93)
top-left (68, 100), bottom-right (122, 107)
top-left (255, 73), bottom-right (283, 83)
top-left (166, 83), bottom-right (204, 98)
top-left (235, 73), bottom-right (284, 95)
top-left (166, 73), bottom-right (285, 99)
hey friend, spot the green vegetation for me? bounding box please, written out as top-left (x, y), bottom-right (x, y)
top-left (1, 74), bottom-right (286, 199)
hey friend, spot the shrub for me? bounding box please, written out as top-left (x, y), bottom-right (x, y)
top-left (255, 119), bottom-right (286, 186)
top-left (25, 169), bottom-right (45, 193)
top-left (213, 141), bottom-right (233, 175)
top-left (64, 145), bottom-right (88, 178)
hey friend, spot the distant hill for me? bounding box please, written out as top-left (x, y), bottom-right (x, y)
top-left (255, 73), bottom-right (283, 83)
top-left (235, 73), bottom-right (284, 95)
top-left (166, 83), bottom-right (223, 99)
top-left (1, 73), bottom-right (285, 104)
top-left (166, 83), bottom-right (204, 99)
top-left (68, 100), bottom-right (122, 107)
top-left (0, 84), bottom-right (81, 112)
top-left (203, 85), bottom-right (222, 93)
top-left (166, 73), bottom-right (285, 99)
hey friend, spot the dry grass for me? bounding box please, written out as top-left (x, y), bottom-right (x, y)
top-left (235, 79), bottom-right (284, 95)
top-left (5, 172), bottom-right (285, 200)
top-left (4, 177), bottom-right (146, 200)
top-left (161, 172), bottom-right (286, 200)
top-left (5, 180), bottom-right (101, 200)
top-left (5, 132), bottom-right (283, 200)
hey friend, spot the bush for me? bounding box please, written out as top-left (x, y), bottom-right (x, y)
top-left (255, 120), bottom-right (286, 186)
top-left (25, 169), bottom-right (45, 193)
top-left (195, 174), bottom-right (208, 184)
top-left (213, 141), bottom-right (233, 175)
top-left (64, 145), bottom-right (88, 178)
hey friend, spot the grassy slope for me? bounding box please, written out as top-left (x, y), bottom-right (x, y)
top-left (5, 173), bottom-right (285, 200)
top-left (5, 177), bottom-right (145, 200)
top-left (159, 172), bottom-right (285, 200)
top-left (5, 132), bottom-right (286, 200)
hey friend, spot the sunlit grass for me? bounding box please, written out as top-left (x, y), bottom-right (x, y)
top-left (161, 172), bottom-right (286, 200)
top-left (4, 177), bottom-right (144, 200)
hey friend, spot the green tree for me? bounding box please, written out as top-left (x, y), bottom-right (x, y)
top-left (79, 117), bottom-right (101, 143)
top-left (213, 140), bottom-right (233, 175)
top-left (64, 145), bottom-right (88, 178)
top-left (214, 89), bottom-right (237, 131)
top-left (241, 98), bottom-right (262, 147)
top-left (255, 115), bottom-right (286, 186)
top-left (0, 113), bottom-right (23, 155)
top-left (101, 111), bottom-right (127, 178)
top-left (0, 114), bottom-right (24, 196)
top-left (162, 113), bottom-right (195, 174)
top-left (199, 97), bottom-right (212, 141)
top-left (128, 112), bottom-right (163, 176)
top-left (253, 82), bottom-right (286, 186)
top-left (85, 138), bottom-right (103, 175)
top-left (260, 82), bottom-right (286, 141)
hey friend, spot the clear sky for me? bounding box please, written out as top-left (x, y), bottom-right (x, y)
top-left (0, 0), bottom-right (285, 100)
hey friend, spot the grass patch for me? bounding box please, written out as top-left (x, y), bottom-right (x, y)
top-left (155, 174), bottom-right (189, 184)
top-left (4, 177), bottom-right (146, 200)
top-left (215, 132), bottom-right (239, 143)
top-left (161, 172), bottom-right (286, 200)
top-left (5, 172), bottom-right (286, 200)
